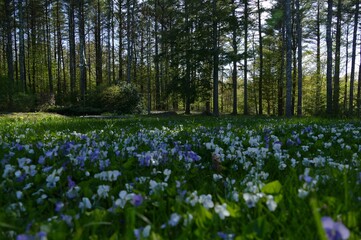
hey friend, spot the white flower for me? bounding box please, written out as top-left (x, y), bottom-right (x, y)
top-left (232, 191), bottom-right (239, 202)
top-left (214, 203), bottom-right (230, 219)
top-left (185, 191), bottom-right (199, 206)
top-left (213, 174), bottom-right (223, 181)
top-left (46, 170), bottom-right (60, 188)
top-left (243, 193), bottom-right (260, 208)
top-left (79, 197), bottom-right (92, 210)
top-left (199, 194), bottom-right (214, 209)
top-left (164, 169), bottom-right (171, 182)
top-left (16, 191), bottom-right (23, 200)
top-left (115, 190), bottom-right (128, 208)
top-left (15, 170), bottom-right (22, 178)
top-left (168, 213), bottom-right (181, 226)
top-left (66, 186), bottom-right (80, 199)
top-left (298, 189), bottom-right (309, 198)
top-left (2, 164), bottom-right (14, 178)
top-left (249, 136), bottom-right (260, 147)
top-left (97, 185), bottom-right (110, 199)
top-left (266, 196), bottom-right (277, 211)
top-left (143, 225), bottom-right (151, 238)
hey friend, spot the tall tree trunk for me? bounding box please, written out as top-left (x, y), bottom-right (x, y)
top-left (78, 0), bottom-right (87, 103)
top-left (56, 0), bottom-right (63, 100)
top-left (185, 0), bottom-right (191, 114)
top-left (69, 0), bottom-right (76, 98)
top-left (349, 0), bottom-right (359, 115)
top-left (332, 0), bottom-right (341, 115)
top-left (326, 0), bottom-right (333, 114)
top-left (154, 0), bottom-right (161, 110)
top-left (296, 0), bottom-right (302, 116)
top-left (344, 25), bottom-right (349, 112)
top-left (126, 0), bottom-right (132, 83)
top-left (117, 0), bottom-right (123, 83)
top-left (358, 38), bottom-right (361, 116)
top-left (146, 10), bottom-right (151, 114)
top-left (19, 0), bottom-right (26, 93)
top-left (212, 0), bottom-right (219, 116)
top-left (5, 0), bottom-right (14, 107)
top-left (257, 0), bottom-right (263, 115)
top-left (111, 2), bottom-right (116, 83)
top-left (231, 0), bottom-right (238, 115)
top-left (107, 0), bottom-right (112, 85)
top-left (292, 39), bottom-right (296, 115)
top-left (315, 0), bottom-right (322, 113)
top-left (278, 26), bottom-right (285, 116)
top-left (285, 0), bottom-right (293, 117)
top-left (95, 0), bottom-right (103, 86)
top-left (244, 0), bottom-right (249, 115)
top-left (13, 12), bottom-right (19, 90)
top-left (45, 0), bottom-right (53, 95)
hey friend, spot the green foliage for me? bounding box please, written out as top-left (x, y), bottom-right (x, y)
top-left (89, 83), bottom-right (143, 114)
top-left (11, 92), bottom-right (36, 112)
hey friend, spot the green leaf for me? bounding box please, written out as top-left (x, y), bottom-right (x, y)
top-left (346, 211), bottom-right (358, 228)
top-left (261, 180), bottom-right (282, 195)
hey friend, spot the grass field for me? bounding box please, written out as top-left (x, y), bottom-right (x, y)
top-left (0, 113), bottom-right (360, 239)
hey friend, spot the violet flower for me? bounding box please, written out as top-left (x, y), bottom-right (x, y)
top-left (321, 216), bottom-right (350, 240)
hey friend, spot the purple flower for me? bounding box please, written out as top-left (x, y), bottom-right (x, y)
top-left (55, 201), bottom-right (64, 212)
top-left (286, 138), bottom-right (294, 146)
top-left (38, 156), bottom-right (45, 165)
top-left (131, 194), bottom-right (144, 207)
top-left (67, 176), bottom-right (76, 189)
top-left (321, 216), bottom-right (350, 240)
top-left (218, 232), bottom-right (235, 240)
top-left (16, 234), bottom-right (34, 240)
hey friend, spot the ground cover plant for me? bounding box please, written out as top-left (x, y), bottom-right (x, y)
top-left (0, 113), bottom-right (360, 239)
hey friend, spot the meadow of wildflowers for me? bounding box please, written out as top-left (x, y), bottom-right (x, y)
top-left (0, 114), bottom-right (360, 239)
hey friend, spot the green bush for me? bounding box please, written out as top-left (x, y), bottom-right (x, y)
top-left (96, 83), bottom-right (142, 114)
top-left (11, 92), bottom-right (36, 112)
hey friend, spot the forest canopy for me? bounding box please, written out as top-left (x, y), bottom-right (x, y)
top-left (0, 0), bottom-right (360, 116)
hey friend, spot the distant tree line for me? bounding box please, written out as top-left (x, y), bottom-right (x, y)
top-left (0, 0), bottom-right (360, 116)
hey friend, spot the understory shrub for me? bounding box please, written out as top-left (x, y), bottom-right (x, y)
top-left (11, 92), bottom-right (36, 112)
top-left (94, 83), bottom-right (143, 114)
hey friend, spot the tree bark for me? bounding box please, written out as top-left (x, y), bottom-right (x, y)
top-left (296, 0), bottom-right (302, 116)
top-left (95, 0), bottom-right (103, 86)
top-left (326, 0), bottom-right (333, 114)
top-left (5, 0), bottom-right (14, 107)
top-left (69, 0), bottom-right (76, 98)
top-left (278, 26), bottom-right (285, 116)
top-left (78, 0), bottom-right (87, 102)
top-left (332, 0), bottom-right (341, 115)
top-left (213, 0), bottom-right (219, 116)
top-left (244, 0), bottom-right (249, 115)
top-left (285, 0), bottom-right (293, 117)
top-left (349, 0), bottom-right (359, 114)
top-left (257, 0), bottom-right (263, 115)
top-left (231, 0), bottom-right (238, 115)
top-left (19, 1), bottom-right (26, 93)
top-left (315, 0), bottom-right (322, 114)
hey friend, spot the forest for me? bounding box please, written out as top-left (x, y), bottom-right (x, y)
top-left (0, 0), bottom-right (360, 117)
